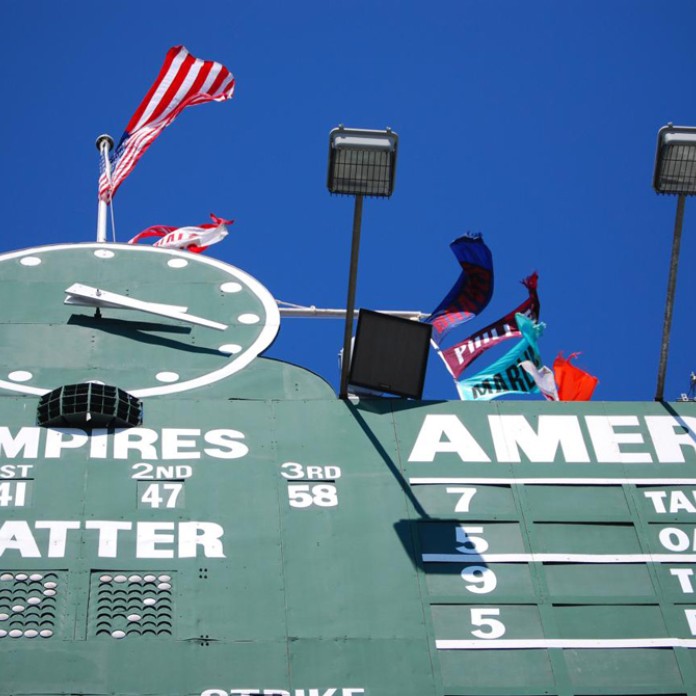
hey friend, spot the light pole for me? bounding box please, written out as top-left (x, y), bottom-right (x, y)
top-left (653, 123), bottom-right (696, 401)
top-left (327, 126), bottom-right (399, 399)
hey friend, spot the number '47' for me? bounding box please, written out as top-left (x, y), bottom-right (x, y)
top-left (140, 483), bottom-right (183, 508)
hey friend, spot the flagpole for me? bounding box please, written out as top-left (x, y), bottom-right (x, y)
top-left (96, 134), bottom-right (114, 243)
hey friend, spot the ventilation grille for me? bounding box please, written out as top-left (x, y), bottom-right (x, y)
top-left (0, 571), bottom-right (62, 639)
top-left (89, 571), bottom-right (174, 639)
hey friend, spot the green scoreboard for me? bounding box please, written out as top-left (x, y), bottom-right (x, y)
top-left (1, 242), bottom-right (696, 695)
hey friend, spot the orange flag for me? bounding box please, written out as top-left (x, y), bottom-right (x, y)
top-left (553, 352), bottom-right (598, 401)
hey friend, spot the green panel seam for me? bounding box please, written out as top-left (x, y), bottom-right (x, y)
top-left (390, 402), bottom-right (443, 696)
top-left (515, 477), bottom-right (572, 696)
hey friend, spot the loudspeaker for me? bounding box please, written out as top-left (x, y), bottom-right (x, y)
top-left (349, 309), bottom-right (432, 399)
top-left (37, 383), bottom-right (143, 429)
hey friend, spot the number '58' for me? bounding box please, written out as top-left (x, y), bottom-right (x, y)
top-left (288, 484), bottom-right (338, 508)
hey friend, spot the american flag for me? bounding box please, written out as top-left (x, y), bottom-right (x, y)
top-left (98, 46), bottom-right (235, 202)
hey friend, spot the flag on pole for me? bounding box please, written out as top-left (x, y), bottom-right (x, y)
top-left (98, 46), bottom-right (235, 202)
top-left (553, 352), bottom-right (598, 401)
top-left (439, 272), bottom-right (539, 378)
top-left (424, 234), bottom-right (494, 345)
top-left (128, 214), bottom-right (232, 253)
top-left (455, 314), bottom-right (544, 401)
top-left (520, 361), bottom-right (559, 401)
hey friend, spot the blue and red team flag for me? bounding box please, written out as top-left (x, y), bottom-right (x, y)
top-left (98, 46), bottom-right (235, 202)
top-left (439, 272), bottom-right (539, 378)
top-left (128, 214), bottom-right (233, 254)
top-left (424, 234), bottom-right (494, 345)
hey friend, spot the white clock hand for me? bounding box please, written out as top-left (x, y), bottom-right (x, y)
top-left (65, 285), bottom-right (189, 314)
top-left (64, 283), bottom-right (228, 331)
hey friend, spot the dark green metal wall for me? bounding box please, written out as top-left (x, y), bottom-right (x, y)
top-left (2, 243), bottom-right (696, 695)
top-left (2, 397), bottom-right (696, 695)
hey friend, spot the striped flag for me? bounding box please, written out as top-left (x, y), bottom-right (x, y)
top-left (128, 214), bottom-right (233, 254)
top-left (98, 46), bottom-right (235, 202)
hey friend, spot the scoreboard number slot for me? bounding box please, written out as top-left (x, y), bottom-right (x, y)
top-left (137, 481), bottom-right (185, 509)
top-left (287, 484), bottom-right (338, 509)
top-left (460, 565), bottom-right (497, 594)
top-left (0, 479), bottom-right (31, 507)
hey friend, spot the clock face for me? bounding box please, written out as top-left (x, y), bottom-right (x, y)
top-left (0, 243), bottom-right (279, 397)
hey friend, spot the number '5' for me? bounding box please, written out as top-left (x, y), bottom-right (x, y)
top-left (470, 608), bottom-right (505, 639)
top-left (455, 526), bottom-right (489, 554)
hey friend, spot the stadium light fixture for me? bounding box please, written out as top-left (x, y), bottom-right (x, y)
top-left (327, 126), bottom-right (398, 197)
top-left (327, 126), bottom-right (399, 399)
top-left (653, 124), bottom-right (696, 401)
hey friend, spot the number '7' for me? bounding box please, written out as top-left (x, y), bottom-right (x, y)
top-left (446, 487), bottom-right (477, 512)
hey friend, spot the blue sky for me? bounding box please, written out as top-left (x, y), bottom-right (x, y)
top-left (1, 1), bottom-right (695, 401)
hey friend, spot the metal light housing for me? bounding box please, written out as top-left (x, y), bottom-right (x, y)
top-left (653, 124), bottom-right (696, 195)
top-left (327, 126), bottom-right (398, 197)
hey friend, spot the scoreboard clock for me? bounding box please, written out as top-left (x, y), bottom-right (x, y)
top-left (0, 243), bottom-right (279, 397)
top-left (1, 242), bottom-right (696, 696)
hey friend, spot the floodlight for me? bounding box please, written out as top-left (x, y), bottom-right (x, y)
top-left (327, 125), bottom-right (400, 399)
top-left (653, 123), bottom-right (696, 401)
top-left (653, 124), bottom-right (696, 195)
top-left (328, 126), bottom-right (398, 197)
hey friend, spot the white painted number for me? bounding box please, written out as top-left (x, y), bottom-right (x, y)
top-left (0, 481), bottom-right (27, 507)
top-left (461, 565), bottom-right (497, 594)
top-left (446, 486), bottom-right (477, 512)
top-left (312, 484), bottom-right (338, 506)
top-left (288, 484), bottom-right (313, 508)
top-left (281, 462), bottom-right (305, 480)
top-left (456, 525), bottom-right (489, 554)
top-left (470, 608), bottom-right (506, 639)
top-left (288, 484), bottom-right (338, 508)
top-left (140, 483), bottom-right (183, 509)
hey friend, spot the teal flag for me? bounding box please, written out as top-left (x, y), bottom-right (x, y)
top-left (456, 314), bottom-right (544, 401)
